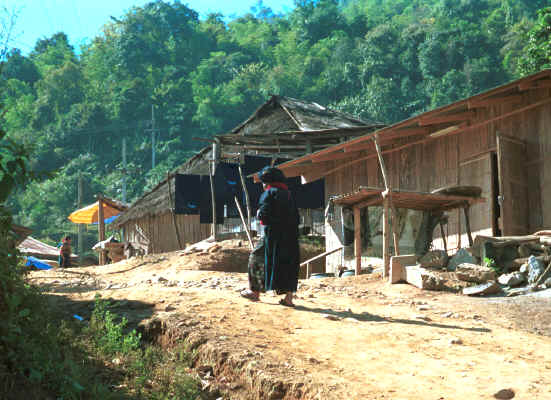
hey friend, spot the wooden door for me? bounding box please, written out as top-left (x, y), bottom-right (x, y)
top-left (458, 153), bottom-right (495, 246)
top-left (496, 133), bottom-right (528, 235)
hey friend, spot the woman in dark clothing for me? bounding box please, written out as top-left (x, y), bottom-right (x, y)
top-left (257, 166), bottom-right (300, 307)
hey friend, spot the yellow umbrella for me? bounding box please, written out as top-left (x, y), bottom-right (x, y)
top-left (68, 201), bottom-right (122, 224)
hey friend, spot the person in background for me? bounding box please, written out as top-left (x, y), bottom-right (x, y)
top-left (58, 235), bottom-right (72, 268)
top-left (256, 166), bottom-right (300, 307)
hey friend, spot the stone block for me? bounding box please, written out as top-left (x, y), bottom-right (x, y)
top-left (462, 281), bottom-right (501, 296)
top-left (456, 263), bottom-right (496, 283)
top-left (448, 248), bottom-right (477, 271)
top-left (419, 250), bottom-right (448, 268)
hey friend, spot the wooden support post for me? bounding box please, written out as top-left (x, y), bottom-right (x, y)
top-left (210, 142), bottom-right (219, 240)
top-left (373, 133), bottom-right (392, 278)
top-left (167, 173), bottom-right (183, 249)
top-left (383, 197), bottom-right (391, 278)
top-left (98, 194), bottom-right (105, 265)
top-left (391, 208), bottom-right (400, 256)
top-left (354, 206), bottom-right (361, 276)
top-left (439, 222), bottom-right (448, 253)
top-left (463, 205), bottom-right (474, 247)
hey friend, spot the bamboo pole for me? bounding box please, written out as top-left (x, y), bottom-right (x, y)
top-left (463, 206), bottom-right (474, 247)
top-left (234, 197), bottom-right (254, 250)
top-left (238, 162), bottom-right (251, 229)
top-left (383, 197), bottom-right (391, 278)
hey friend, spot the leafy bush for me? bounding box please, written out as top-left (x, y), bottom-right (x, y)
top-left (484, 257), bottom-right (502, 275)
top-left (88, 294), bottom-right (141, 356)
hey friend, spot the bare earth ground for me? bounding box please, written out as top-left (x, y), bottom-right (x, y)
top-left (28, 241), bottom-right (551, 400)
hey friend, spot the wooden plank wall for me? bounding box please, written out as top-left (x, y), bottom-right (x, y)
top-left (324, 89), bottom-right (551, 272)
top-left (123, 213), bottom-right (211, 254)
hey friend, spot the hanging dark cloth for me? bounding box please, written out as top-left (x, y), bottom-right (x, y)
top-left (174, 174), bottom-right (201, 215)
top-left (292, 178), bottom-right (325, 209)
top-left (216, 162), bottom-right (242, 218)
top-left (258, 183), bottom-right (300, 294)
top-left (199, 174), bottom-right (224, 224)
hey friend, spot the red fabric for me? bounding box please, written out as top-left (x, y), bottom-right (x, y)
top-left (265, 182), bottom-right (288, 191)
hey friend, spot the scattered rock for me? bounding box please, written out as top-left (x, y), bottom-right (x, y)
top-left (462, 281), bottom-right (501, 296)
top-left (414, 315), bottom-right (432, 322)
top-left (493, 388), bottom-right (515, 399)
top-left (497, 272), bottom-right (525, 287)
top-left (164, 305), bottom-right (176, 312)
top-left (448, 248), bottom-right (477, 271)
top-left (344, 317), bottom-right (360, 323)
top-left (419, 250), bottom-right (449, 268)
top-left (450, 338), bottom-right (463, 345)
top-left (456, 263), bottom-right (496, 283)
top-left (544, 277), bottom-right (551, 288)
top-left (442, 312), bottom-right (453, 318)
top-left (154, 276), bottom-right (168, 284)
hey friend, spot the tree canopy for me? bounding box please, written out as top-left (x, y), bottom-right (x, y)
top-left (1, 0), bottom-right (550, 245)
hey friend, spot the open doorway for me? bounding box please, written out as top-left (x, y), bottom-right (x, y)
top-left (491, 152), bottom-right (501, 237)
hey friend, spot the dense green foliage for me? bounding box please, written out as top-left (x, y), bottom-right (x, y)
top-left (2, 0), bottom-right (551, 244)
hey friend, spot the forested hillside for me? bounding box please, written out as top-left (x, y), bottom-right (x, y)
top-left (2, 0), bottom-right (550, 245)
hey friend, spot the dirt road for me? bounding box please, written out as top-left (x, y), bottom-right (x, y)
top-left (28, 249), bottom-right (551, 399)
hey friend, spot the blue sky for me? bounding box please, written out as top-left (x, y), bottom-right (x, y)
top-left (3, 0), bottom-right (295, 54)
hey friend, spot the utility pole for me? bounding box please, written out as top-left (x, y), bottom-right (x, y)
top-left (122, 137), bottom-right (127, 203)
top-left (145, 105), bottom-right (157, 169)
top-left (78, 173), bottom-right (83, 265)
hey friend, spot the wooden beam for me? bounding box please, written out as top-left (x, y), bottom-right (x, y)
top-left (311, 150), bottom-right (363, 163)
top-left (518, 79), bottom-right (551, 91)
top-left (343, 141), bottom-right (374, 152)
top-left (418, 111), bottom-right (475, 126)
top-left (282, 160), bottom-right (333, 178)
top-left (98, 194), bottom-right (105, 265)
top-left (381, 127), bottom-right (430, 140)
top-left (354, 206), bottom-right (361, 276)
top-left (468, 94), bottom-right (523, 109)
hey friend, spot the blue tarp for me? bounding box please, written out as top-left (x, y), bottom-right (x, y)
top-left (91, 214), bottom-right (119, 225)
top-left (25, 256), bottom-right (53, 270)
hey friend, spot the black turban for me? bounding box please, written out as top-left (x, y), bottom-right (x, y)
top-left (258, 166), bottom-right (286, 183)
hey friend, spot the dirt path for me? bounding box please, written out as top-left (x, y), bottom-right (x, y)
top-left (28, 251), bottom-right (551, 399)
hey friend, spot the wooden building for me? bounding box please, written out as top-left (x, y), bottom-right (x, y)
top-left (277, 70), bottom-right (551, 274)
top-left (113, 95), bottom-right (383, 254)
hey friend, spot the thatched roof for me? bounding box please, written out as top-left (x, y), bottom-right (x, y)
top-left (232, 95), bottom-right (381, 134)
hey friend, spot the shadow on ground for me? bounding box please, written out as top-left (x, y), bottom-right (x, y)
top-left (292, 304), bottom-right (491, 333)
